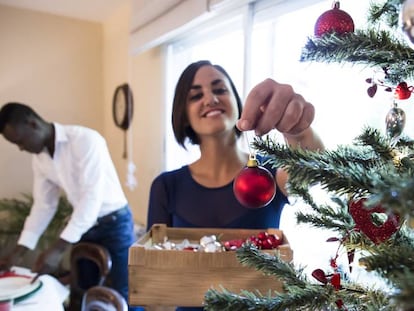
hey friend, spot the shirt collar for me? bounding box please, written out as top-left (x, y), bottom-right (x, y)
top-left (53, 123), bottom-right (69, 144)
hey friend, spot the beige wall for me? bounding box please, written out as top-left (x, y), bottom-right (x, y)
top-left (0, 5), bottom-right (103, 197)
top-left (129, 47), bottom-right (166, 226)
top-left (0, 4), bottom-right (164, 226)
top-left (103, 3), bottom-right (165, 226)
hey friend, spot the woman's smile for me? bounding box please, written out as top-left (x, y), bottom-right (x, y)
top-left (202, 108), bottom-right (225, 118)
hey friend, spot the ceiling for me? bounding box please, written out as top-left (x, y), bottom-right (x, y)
top-left (0, 0), bottom-right (129, 22)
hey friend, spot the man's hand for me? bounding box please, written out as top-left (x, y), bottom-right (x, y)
top-left (32, 239), bottom-right (70, 275)
top-left (237, 79), bottom-right (315, 136)
top-left (0, 245), bottom-right (29, 272)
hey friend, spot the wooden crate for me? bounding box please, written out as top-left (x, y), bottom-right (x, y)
top-left (128, 224), bottom-right (293, 307)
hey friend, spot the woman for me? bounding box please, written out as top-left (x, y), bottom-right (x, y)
top-left (147, 60), bottom-right (324, 310)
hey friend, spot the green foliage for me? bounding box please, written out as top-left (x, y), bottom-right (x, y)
top-left (300, 0), bottom-right (414, 84)
top-left (300, 29), bottom-right (414, 84)
top-left (0, 193), bottom-right (72, 250)
top-left (205, 245), bottom-right (391, 311)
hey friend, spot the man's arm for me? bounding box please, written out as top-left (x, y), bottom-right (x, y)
top-left (0, 245), bottom-right (30, 272)
top-left (31, 238), bottom-right (71, 274)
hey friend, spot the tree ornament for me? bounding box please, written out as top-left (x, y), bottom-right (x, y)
top-left (233, 155), bottom-right (276, 209)
top-left (248, 231), bottom-right (282, 249)
top-left (401, 0), bottom-right (414, 49)
top-left (367, 83), bottom-right (378, 98)
top-left (349, 198), bottom-right (400, 244)
top-left (314, 1), bottom-right (355, 37)
top-left (385, 102), bottom-right (406, 139)
top-left (311, 269), bottom-right (328, 284)
top-left (311, 265), bottom-right (343, 307)
top-left (394, 82), bottom-right (412, 100)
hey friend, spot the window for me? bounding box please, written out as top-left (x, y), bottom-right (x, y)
top-left (164, 0), bottom-right (390, 171)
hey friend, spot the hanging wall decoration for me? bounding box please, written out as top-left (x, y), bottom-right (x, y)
top-left (112, 83), bottom-right (134, 159)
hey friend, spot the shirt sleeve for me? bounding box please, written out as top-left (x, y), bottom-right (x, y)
top-left (147, 174), bottom-right (172, 231)
top-left (59, 133), bottom-right (106, 243)
top-left (18, 161), bottom-right (60, 250)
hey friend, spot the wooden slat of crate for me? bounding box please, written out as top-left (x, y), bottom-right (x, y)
top-left (129, 224), bottom-right (293, 307)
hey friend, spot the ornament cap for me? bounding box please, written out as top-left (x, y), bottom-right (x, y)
top-left (246, 155), bottom-right (258, 167)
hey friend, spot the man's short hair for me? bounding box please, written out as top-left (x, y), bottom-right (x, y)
top-left (0, 103), bottom-right (40, 133)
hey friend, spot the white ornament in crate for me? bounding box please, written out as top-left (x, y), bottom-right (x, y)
top-left (401, 0), bottom-right (414, 48)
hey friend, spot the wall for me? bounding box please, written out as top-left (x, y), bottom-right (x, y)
top-left (0, 6), bottom-right (103, 202)
top-left (129, 47), bottom-right (166, 226)
top-left (103, 2), bottom-right (165, 226)
top-left (0, 4), bottom-right (166, 227)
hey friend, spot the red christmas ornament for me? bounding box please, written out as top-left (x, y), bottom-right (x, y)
top-left (222, 232), bottom-right (281, 251)
top-left (311, 269), bottom-right (328, 284)
top-left (395, 81), bottom-right (412, 100)
top-left (314, 1), bottom-right (354, 37)
top-left (223, 239), bottom-right (244, 251)
top-left (233, 156), bottom-right (276, 209)
top-left (247, 231), bottom-right (281, 249)
top-left (349, 198), bottom-right (400, 244)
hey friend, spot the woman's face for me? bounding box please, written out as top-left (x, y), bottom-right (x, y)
top-left (186, 65), bottom-right (239, 142)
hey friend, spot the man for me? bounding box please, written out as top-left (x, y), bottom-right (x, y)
top-left (0, 102), bottom-right (137, 310)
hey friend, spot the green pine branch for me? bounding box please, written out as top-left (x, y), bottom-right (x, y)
top-left (235, 244), bottom-right (306, 287)
top-left (361, 233), bottom-right (414, 278)
top-left (295, 197), bottom-right (354, 233)
top-left (254, 137), bottom-right (379, 197)
top-left (300, 29), bottom-right (414, 84)
top-left (367, 0), bottom-right (404, 28)
top-left (254, 128), bottom-right (414, 217)
top-left (354, 127), bottom-right (395, 161)
top-left (358, 232), bottom-right (414, 308)
top-left (204, 244), bottom-right (391, 310)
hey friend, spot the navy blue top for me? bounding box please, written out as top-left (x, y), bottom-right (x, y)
top-left (146, 158), bottom-right (288, 310)
top-left (147, 159), bottom-right (288, 231)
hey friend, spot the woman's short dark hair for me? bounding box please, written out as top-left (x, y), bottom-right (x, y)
top-left (171, 60), bottom-right (243, 149)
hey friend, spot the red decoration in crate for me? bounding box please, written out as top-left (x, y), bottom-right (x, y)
top-left (233, 155), bottom-right (276, 209)
top-left (223, 239), bottom-right (245, 251)
top-left (248, 231), bottom-right (282, 250)
top-left (222, 231), bottom-right (282, 251)
top-left (314, 1), bottom-right (354, 37)
top-left (349, 198), bottom-right (400, 244)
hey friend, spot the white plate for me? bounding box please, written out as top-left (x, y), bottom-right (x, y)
top-left (0, 276), bottom-right (42, 302)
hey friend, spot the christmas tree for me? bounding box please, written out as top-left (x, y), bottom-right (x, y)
top-left (204, 1), bottom-right (414, 310)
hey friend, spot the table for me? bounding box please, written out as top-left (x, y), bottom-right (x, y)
top-left (10, 267), bottom-right (69, 311)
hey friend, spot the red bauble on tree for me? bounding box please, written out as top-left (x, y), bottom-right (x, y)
top-left (395, 81), bottom-right (413, 100)
top-left (314, 1), bottom-right (354, 37)
top-left (233, 155), bottom-right (276, 209)
top-left (349, 198), bottom-right (401, 244)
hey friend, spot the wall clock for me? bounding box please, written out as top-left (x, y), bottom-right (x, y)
top-left (113, 83), bottom-right (133, 130)
top-left (112, 83), bottom-right (134, 158)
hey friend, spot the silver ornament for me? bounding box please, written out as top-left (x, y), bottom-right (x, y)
top-left (401, 0), bottom-right (414, 47)
top-left (385, 103), bottom-right (406, 139)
